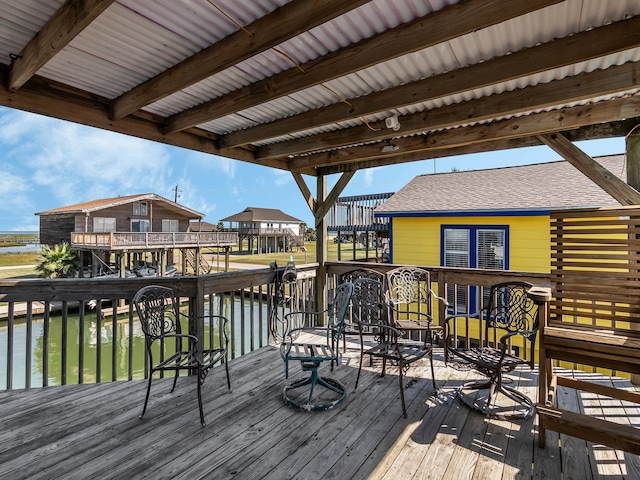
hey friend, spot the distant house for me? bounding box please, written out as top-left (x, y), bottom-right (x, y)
top-left (190, 220), bottom-right (219, 232)
top-left (36, 193), bottom-right (236, 276)
top-left (220, 207), bottom-right (305, 254)
top-left (374, 154), bottom-right (625, 307)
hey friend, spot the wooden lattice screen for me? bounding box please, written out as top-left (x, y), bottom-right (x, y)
top-left (550, 204), bottom-right (640, 374)
top-left (537, 205), bottom-right (640, 454)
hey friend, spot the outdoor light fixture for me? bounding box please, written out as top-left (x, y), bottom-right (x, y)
top-left (385, 114), bottom-right (401, 131)
top-left (381, 139), bottom-right (399, 153)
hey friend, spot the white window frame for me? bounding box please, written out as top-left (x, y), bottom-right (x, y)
top-left (162, 219), bottom-right (179, 232)
top-left (131, 219), bottom-right (150, 232)
top-left (132, 201), bottom-right (148, 216)
top-left (93, 217), bottom-right (116, 232)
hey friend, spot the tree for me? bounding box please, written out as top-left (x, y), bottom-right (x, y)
top-left (35, 242), bottom-right (79, 278)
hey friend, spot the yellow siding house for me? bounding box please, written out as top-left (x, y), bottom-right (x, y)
top-left (374, 154), bottom-right (626, 275)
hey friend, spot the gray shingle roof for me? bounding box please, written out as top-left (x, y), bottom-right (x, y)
top-left (220, 207), bottom-right (302, 223)
top-left (375, 155), bottom-right (626, 215)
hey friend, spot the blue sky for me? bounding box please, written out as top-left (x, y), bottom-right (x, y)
top-left (0, 105), bottom-right (627, 231)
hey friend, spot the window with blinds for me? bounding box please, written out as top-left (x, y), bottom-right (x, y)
top-left (442, 225), bottom-right (508, 313)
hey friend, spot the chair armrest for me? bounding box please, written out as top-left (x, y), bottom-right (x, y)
top-left (443, 313), bottom-right (482, 343)
top-left (499, 328), bottom-right (538, 345)
top-left (282, 309), bottom-right (330, 339)
top-left (388, 305), bottom-right (433, 325)
top-left (154, 333), bottom-right (199, 349)
top-left (429, 289), bottom-right (450, 307)
top-left (360, 322), bottom-right (404, 338)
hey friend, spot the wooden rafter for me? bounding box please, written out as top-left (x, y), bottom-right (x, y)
top-left (109, 0), bottom-right (370, 120)
top-left (286, 95), bottom-right (640, 171)
top-left (314, 171), bottom-right (355, 228)
top-left (538, 132), bottom-right (640, 205)
top-left (163, 0), bottom-right (562, 135)
top-left (313, 120), bottom-right (639, 177)
top-left (7, 0), bottom-right (115, 92)
top-left (220, 16), bottom-right (640, 149)
top-left (260, 60), bottom-right (640, 160)
top-left (0, 67), bottom-right (291, 171)
top-left (292, 172), bottom-right (316, 213)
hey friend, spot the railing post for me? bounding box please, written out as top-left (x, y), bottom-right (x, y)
top-left (192, 276), bottom-right (206, 359)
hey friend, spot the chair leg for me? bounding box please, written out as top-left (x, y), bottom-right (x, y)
top-left (224, 356), bottom-right (231, 391)
top-left (140, 374), bottom-right (153, 420)
top-left (170, 370), bottom-right (179, 393)
top-left (429, 349), bottom-right (436, 389)
top-left (355, 348), bottom-right (364, 389)
top-left (197, 367), bottom-right (206, 427)
top-left (399, 364), bottom-right (407, 418)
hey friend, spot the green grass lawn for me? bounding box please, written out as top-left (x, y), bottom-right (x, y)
top-left (0, 252), bottom-right (39, 279)
top-left (216, 240), bottom-right (381, 266)
top-left (0, 241), bottom-right (382, 278)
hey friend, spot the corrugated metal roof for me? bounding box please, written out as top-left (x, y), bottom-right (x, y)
top-left (140, 0), bottom-right (640, 140)
top-left (1, 0), bottom-right (639, 168)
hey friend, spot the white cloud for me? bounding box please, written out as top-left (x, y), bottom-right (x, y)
top-left (273, 170), bottom-right (291, 187)
top-left (188, 150), bottom-right (236, 178)
top-left (18, 119), bottom-right (171, 205)
top-left (0, 168), bottom-right (31, 210)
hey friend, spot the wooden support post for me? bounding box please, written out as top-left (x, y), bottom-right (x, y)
top-left (160, 250), bottom-right (166, 276)
top-left (628, 125), bottom-right (640, 191)
top-left (315, 174), bottom-right (327, 325)
top-left (119, 254), bottom-right (126, 279)
top-left (195, 248), bottom-right (201, 275)
top-left (627, 125), bottom-right (640, 385)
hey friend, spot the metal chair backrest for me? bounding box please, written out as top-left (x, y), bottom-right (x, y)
top-left (133, 285), bottom-right (181, 344)
top-left (326, 282), bottom-right (354, 342)
top-left (351, 277), bottom-right (386, 327)
top-left (385, 266), bottom-right (433, 317)
top-left (340, 268), bottom-right (385, 285)
top-left (484, 281), bottom-right (539, 339)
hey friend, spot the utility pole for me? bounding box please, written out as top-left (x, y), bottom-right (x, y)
top-left (172, 184), bottom-right (182, 203)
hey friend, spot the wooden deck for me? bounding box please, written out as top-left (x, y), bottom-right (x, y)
top-left (2, 336), bottom-right (640, 480)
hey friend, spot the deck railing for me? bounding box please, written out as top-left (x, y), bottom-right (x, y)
top-left (70, 231), bottom-right (238, 249)
top-left (0, 262), bottom-right (547, 391)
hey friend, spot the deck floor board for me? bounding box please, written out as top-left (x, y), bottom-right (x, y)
top-left (1, 337), bottom-right (640, 480)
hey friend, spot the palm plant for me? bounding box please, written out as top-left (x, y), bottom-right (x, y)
top-left (35, 242), bottom-right (79, 278)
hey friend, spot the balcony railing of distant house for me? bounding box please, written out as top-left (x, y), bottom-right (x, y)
top-left (0, 262), bottom-right (549, 391)
top-left (70, 231), bottom-right (239, 250)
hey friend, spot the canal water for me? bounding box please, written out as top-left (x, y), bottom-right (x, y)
top-left (0, 299), bottom-right (270, 390)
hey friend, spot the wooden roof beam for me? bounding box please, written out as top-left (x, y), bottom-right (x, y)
top-left (109, 0), bottom-right (369, 121)
top-left (220, 16), bottom-right (640, 149)
top-left (538, 132), bottom-right (640, 205)
top-left (260, 60), bottom-right (640, 160)
top-left (313, 121), bottom-right (637, 177)
top-left (164, 0), bottom-right (562, 134)
top-left (7, 0), bottom-right (115, 92)
top-left (0, 67), bottom-right (290, 171)
top-left (287, 95), bottom-right (640, 171)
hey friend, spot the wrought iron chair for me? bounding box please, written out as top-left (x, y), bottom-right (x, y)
top-left (385, 266), bottom-right (448, 364)
top-left (133, 285), bottom-right (231, 426)
top-left (334, 268), bottom-right (386, 353)
top-left (352, 277), bottom-right (436, 417)
top-left (443, 281), bottom-right (540, 419)
top-left (280, 282), bottom-right (354, 412)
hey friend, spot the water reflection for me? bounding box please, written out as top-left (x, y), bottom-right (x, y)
top-left (0, 244), bottom-right (42, 254)
top-left (0, 297), bottom-right (269, 390)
